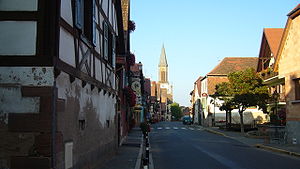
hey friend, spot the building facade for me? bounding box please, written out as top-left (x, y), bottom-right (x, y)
top-left (256, 28), bottom-right (285, 125)
top-left (275, 4), bottom-right (300, 143)
top-left (200, 57), bottom-right (268, 126)
top-left (190, 76), bottom-right (203, 124)
top-left (0, 0), bottom-right (128, 168)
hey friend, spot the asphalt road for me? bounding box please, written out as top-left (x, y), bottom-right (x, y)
top-left (149, 121), bottom-right (300, 169)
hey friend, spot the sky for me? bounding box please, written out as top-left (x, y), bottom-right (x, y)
top-left (130, 0), bottom-right (299, 107)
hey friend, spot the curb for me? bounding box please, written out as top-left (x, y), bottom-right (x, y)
top-left (149, 147), bottom-right (154, 169)
top-left (204, 128), bottom-right (227, 137)
top-left (134, 136), bottom-right (143, 169)
top-left (254, 144), bottom-right (300, 158)
top-left (204, 128), bottom-right (300, 158)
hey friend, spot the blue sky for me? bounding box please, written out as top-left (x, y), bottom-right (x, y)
top-left (130, 0), bottom-right (299, 107)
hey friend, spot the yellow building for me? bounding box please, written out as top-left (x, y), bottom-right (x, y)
top-left (275, 4), bottom-right (300, 143)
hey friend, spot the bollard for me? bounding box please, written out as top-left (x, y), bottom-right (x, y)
top-left (142, 157), bottom-right (149, 168)
top-left (146, 147), bottom-right (150, 158)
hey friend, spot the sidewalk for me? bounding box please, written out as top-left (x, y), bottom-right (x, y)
top-left (202, 126), bottom-right (300, 158)
top-left (101, 128), bottom-right (143, 169)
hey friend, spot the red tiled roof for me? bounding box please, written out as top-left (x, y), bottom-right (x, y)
top-left (208, 57), bottom-right (258, 75)
top-left (264, 28), bottom-right (284, 58)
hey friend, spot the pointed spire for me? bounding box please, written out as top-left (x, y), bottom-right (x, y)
top-left (159, 44), bottom-right (168, 67)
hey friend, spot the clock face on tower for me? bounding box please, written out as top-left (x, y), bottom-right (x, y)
top-left (131, 81), bottom-right (141, 94)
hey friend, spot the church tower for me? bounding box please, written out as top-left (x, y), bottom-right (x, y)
top-left (158, 45), bottom-right (168, 83)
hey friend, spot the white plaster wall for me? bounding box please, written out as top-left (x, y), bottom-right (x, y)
top-left (101, 62), bottom-right (106, 83)
top-left (0, 0), bottom-right (37, 11)
top-left (193, 84), bottom-right (200, 101)
top-left (109, 2), bottom-right (113, 25)
top-left (0, 86), bottom-right (40, 116)
top-left (0, 67), bottom-right (54, 86)
top-left (102, 0), bottom-right (108, 16)
top-left (0, 21), bottom-right (37, 55)
top-left (78, 41), bottom-right (88, 64)
top-left (201, 78), bottom-right (208, 94)
top-left (59, 27), bottom-right (76, 67)
top-left (56, 72), bottom-right (116, 127)
top-left (61, 0), bottom-right (73, 25)
top-left (0, 67), bottom-right (54, 123)
top-left (113, 8), bottom-right (118, 35)
top-left (95, 58), bottom-right (102, 81)
top-left (95, 27), bottom-right (101, 53)
top-left (99, 13), bottom-right (104, 30)
top-left (95, 4), bottom-right (99, 24)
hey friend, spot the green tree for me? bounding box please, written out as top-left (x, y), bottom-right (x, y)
top-left (216, 68), bottom-right (269, 133)
top-left (170, 102), bottom-right (183, 121)
top-left (215, 82), bottom-right (236, 128)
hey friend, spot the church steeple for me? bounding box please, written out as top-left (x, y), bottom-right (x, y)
top-left (159, 45), bottom-right (168, 67)
top-left (158, 45), bottom-right (168, 83)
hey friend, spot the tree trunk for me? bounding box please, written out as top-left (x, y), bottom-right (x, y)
top-left (225, 111), bottom-right (228, 129)
top-left (229, 111), bottom-right (232, 127)
top-left (239, 111), bottom-right (244, 133)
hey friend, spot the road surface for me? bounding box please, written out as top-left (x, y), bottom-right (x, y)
top-left (150, 121), bottom-right (300, 169)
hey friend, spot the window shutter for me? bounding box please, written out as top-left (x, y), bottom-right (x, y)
top-left (103, 21), bottom-right (108, 61)
top-left (75, 0), bottom-right (83, 29)
top-left (92, 0), bottom-right (97, 46)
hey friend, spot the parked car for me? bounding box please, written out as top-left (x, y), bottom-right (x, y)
top-left (182, 115), bottom-right (192, 125)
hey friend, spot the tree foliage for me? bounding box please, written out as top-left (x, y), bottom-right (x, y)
top-left (215, 68), bottom-right (270, 133)
top-left (215, 82), bottom-right (236, 127)
top-left (170, 102), bottom-right (183, 120)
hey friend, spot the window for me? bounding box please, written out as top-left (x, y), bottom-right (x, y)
top-left (75, 0), bottom-right (96, 46)
top-left (295, 79), bottom-right (300, 100)
top-left (75, 0), bottom-right (83, 29)
top-left (102, 20), bottom-right (115, 67)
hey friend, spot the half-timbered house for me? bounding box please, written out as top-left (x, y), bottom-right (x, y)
top-left (0, 0), bottom-right (128, 168)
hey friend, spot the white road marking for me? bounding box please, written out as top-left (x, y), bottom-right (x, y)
top-left (181, 127), bottom-right (186, 130)
top-left (157, 127), bottom-right (162, 130)
top-left (173, 127), bottom-right (178, 130)
top-left (165, 127), bottom-right (170, 129)
top-left (189, 128), bottom-right (194, 130)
